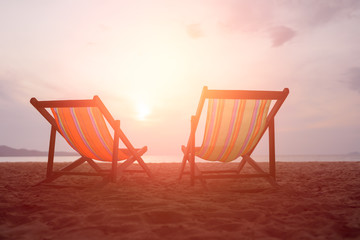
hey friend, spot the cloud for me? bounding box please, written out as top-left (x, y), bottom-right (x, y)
top-left (186, 24), bottom-right (204, 39)
top-left (268, 26), bottom-right (296, 47)
top-left (217, 0), bottom-right (274, 33)
top-left (99, 24), bottom-right (109, 31)
top-left (345, 67), bottom-right (360, 93)
top-left (0, 68), bottom-right (74, 105)
top-left (281, 0), bottom-right (360, 27)
top-left (216, 0), bottom-right (360, 37)
top-left (0, 70), bottom-right (22, 103)
top-left (313, 1), bottom-right (360, 24)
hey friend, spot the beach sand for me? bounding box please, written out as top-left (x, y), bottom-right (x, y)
top-left (0, 161), bottom-right (359, 240)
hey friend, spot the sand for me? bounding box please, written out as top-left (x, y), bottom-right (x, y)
top-left (0, 161), bottom-right (359, 240)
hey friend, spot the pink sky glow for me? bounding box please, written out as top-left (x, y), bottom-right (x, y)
top-left (1, 0), bottom-right (360, 156)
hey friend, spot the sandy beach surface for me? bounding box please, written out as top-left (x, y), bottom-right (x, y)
top-left (0, 161), bottom-right (359, 240)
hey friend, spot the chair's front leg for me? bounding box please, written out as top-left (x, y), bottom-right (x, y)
top-left (47, 126), bottom-right (57, 178)
top-left (268, 118), bottom-right (276, 179)
top-left (178, 146), bottom-right (189, 180)
top-left (190, 116), bottom-right (196, 186)
top-left (112, 120), bottom-right (120, 182)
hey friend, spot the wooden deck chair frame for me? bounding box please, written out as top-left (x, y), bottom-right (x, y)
top-left (30, 95), bottom-right (153, 185)
top-left (179, 87), bottom-right (289, 186)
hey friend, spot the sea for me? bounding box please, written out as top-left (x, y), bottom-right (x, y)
top-left (0, 154), bottom-right (359, 163)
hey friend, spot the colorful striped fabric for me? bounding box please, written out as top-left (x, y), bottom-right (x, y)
top-left (196, 99), bottom-right (271, 162)
top-left (51, 107), bottom-right (128, 161)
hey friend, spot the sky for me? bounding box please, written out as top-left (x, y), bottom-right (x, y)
top-left (1, 0), bottom-right (360, 156)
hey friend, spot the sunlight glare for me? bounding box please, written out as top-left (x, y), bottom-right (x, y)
top-left (136, 101), bottom-right (151, 121)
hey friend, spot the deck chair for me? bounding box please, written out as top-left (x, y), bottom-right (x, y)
top-left (179, 87), bottom-right (289, 186)
top-left (30, 95), bottom-right (153, 185)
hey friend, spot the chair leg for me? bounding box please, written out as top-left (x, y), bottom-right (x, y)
top-left (46, 126), bottom-right (56, 178)
top-left (136, 158), bottom-right (153, 179)
top-left (35, 157), bottom-right (87, 185)
top-left (117, 157), bottom-right (136, 177)
top-left (85, 158), bottom-right (103, 172)
top-left (269, 119), bottom-right (276, 178)
top-left (178, 155), bottom-right (188, 180)
top-left (245, 156), bottom-right (267, 174)
top-left (179, 150), bottom-right (205, 186)
top-left (117, 147), bottom-right (152, 179)
top-left (193, 162), bottom-right (207, 186)
top-left (84, 158), bottom-right (113, 183)
top-left (134, 147), bottom-right (153, 179)
top-left (190, 154), bottom-right (195, 186)
top-left (246, 156), bottom-right (278, 187)
top-left (237, 157), bottom-right (247, 174)
top-left (111, 159), bottom-right (117, 183)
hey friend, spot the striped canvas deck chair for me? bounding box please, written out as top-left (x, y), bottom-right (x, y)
top-left (179, 87), bottom-right (289, 186)
top-left (30, 96), bottom-right (152, 185)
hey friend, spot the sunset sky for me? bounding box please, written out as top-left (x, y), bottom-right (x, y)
top-left (1, 0), bottom-right (360, 156)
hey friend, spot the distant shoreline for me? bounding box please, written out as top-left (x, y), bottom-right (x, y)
top-left (0, 145), bottom-right (76, 157)
top-left (1, 145), bottom-right (359, 158)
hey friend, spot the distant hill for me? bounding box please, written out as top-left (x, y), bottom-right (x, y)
top-left (346, 151), bottom-right (360, 156)
top-left (0, 145), bottom-right (76, 157)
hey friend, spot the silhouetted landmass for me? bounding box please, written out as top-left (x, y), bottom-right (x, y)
top-left (0, 145), bottom-right (76, 157)
top-left (347, 151), bottom-right (360, 156)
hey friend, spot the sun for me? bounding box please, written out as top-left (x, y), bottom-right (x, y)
top-left (136, 101), bottom-right (151, 121)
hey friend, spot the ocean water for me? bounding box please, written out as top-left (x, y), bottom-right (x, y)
top-left (0, 154), bottom-right (359, 163)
